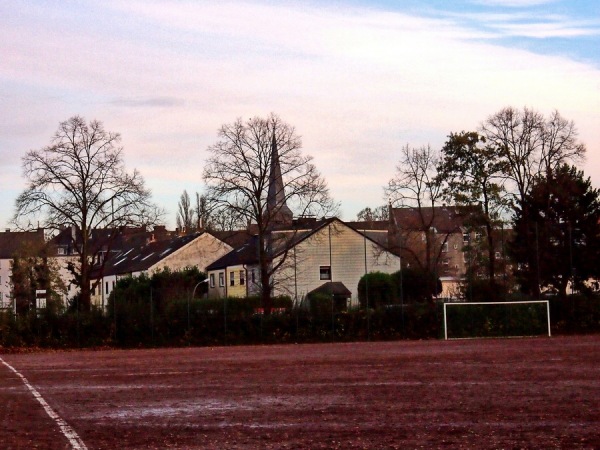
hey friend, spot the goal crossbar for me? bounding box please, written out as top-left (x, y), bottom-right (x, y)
top-left (443, 300), bottom-right (551, 340)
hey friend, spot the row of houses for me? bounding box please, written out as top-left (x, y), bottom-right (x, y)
top-left (1, 136), bottom-right (493, 311)
top-left (0, 204), bottom-right (490, 311)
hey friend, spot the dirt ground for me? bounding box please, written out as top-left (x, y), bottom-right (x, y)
top-left (1, 335), bottom-right (599, 449)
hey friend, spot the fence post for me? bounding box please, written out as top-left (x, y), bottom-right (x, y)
top-left (150, 287), bottom-right (154, 345)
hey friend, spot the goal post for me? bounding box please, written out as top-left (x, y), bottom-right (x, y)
top-left (443, 300), bottom-right (551, 340)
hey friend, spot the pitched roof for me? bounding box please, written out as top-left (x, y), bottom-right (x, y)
top-left (94, 232), bottom-right (206, 277)
top-left (309, 282), bottom-right (352, 297)
top-left (0, 229), bottom-right (46, 258)
top-left (210, 230), bottom-right (255, 250)
top-left (390, 205), bottom-right (481, 233)
top-left (344, 220), bottom-right (389, 246)
top-left (206, 235), bottom-right (261, 271)
top-left (206, 218), bottom-right (398, 271)
top-left (47, 225), bottom-right (163, 256)
top-left (206, 219), bottom-right (333, 271)
top-left (344, 220), bottom-right (389, 230)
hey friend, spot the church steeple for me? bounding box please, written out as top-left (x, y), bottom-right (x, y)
top-left (267, 130), bottom-right (293, 227)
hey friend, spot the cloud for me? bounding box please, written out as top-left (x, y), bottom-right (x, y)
top-left (110, 97), bottom-right (185, 108)
top-left (0, 0), bottom-right (599, 226)
top-left (437, 9), bottom-right (600, 40)
top-left (469, 0), bottom-right (558, 7)
top-left (491, 19), bottom-right (600, 38)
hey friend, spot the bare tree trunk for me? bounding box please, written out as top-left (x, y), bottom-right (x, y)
top-left (258, 232), bottom-right (273, 315)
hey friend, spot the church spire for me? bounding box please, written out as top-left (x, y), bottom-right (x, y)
top-left (267, 130), bottom-right (293, 227)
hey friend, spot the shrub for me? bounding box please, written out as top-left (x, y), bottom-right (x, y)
top-left (358, 272), bottom-right (395, 309)
top-left (391, 268), bottom-right (441, 303)
top-left (460, 279), bottom-right (508, 303)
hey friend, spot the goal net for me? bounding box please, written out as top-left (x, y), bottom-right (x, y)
top-left (443, 300), bottom-right (551, 340)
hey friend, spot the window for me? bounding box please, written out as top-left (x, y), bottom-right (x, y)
top-left (463, 233), bottom-right (470, 245)
top-left (230, 272), bottom-right (235, 286)
top-left (218, 272), bottom-right (225, 287)
top-left (441, 242), bottom-right (449, 253)
top-left (240, 270), bottom-right (245, 285)
top-left (210, 274), bottom-right (215, 288)
top-left (105, 281), bottom-right (109, 295)
top-left (251, 269), bottom-right (256, 283)
top-left (57, 247), bottom-right (65, 255)
top-left (320, 266), bottom-right (331, 280)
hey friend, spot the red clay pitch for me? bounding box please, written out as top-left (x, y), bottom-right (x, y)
top-left (1, 335), bottom-right (599, 449)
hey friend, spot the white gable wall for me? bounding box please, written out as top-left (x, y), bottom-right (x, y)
top-left (273, 221), bottom-right (400, 306)
top-left (149, 233), bottom-right (232, 274)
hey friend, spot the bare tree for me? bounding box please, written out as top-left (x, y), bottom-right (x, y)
top-left (194, 191), bottom-right (245, 231)
top-left (385, 144), bottom-right (448, 274)
top-left (480, 107), bottom-right (586, 296)
top-left (209, 206), bottom-right (246, 231)
top-left (13, 116), bottom-right (161, 309)
top-left (356, 205), bottom-right (389, 222)
top-left (195, 192), bottom-right (210, 230)
top-left (480, 107), bottom-right (586, 206)
top-left (203, 113), bottom-right (337, 312)
top-left (176, 190), bottom-right (195, 233)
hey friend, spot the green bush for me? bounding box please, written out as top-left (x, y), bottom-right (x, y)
top-left (461, 279), bottom-right (508, 303)
top-left (391, 268), bottom-right (441, 304)
top-left (2, 283), bottom-right (598, 348)
top-left (358, 272), bottom-right (395, 309)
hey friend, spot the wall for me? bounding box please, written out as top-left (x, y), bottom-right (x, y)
top-left (0, 258), bottom-right (11, 309)
top-left (51, 255), bottom-right (80, 305)
top-left (151, 233), bottom-right (232, 274)
top-left (274, 221), bottom-right (401, 306)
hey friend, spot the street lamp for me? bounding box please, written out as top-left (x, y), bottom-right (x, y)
top-left (189, 279), bottom-right (209, 334)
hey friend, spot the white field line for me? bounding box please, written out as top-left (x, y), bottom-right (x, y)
top-left (0, 357), bottom-right (87, 450)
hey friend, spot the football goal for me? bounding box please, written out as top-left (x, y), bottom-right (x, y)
top-left (443, 300), bottom-right (551, 340)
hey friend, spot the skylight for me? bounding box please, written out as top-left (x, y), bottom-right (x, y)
top-left (141, 252), bottom-right (154, 261)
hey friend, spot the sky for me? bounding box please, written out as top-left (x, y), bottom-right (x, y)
top-left (1, 0), bottom-right (599, 229)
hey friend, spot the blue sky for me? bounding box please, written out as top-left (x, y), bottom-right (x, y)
top-left (1, 0), bottom-right (599, 228)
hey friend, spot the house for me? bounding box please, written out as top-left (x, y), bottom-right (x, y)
top-left (388, 205), bottom-right (484, 298)
top-left (206, 217), bottom-right (401, 307)
top-left (91, 231), bottom-right (232, 308)
top-left (0, 228), bottom-right (46, 311)
top-left (47, 225), bottom-right (165, 305)
top-left (205, 129), bottom-right (402, 307)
